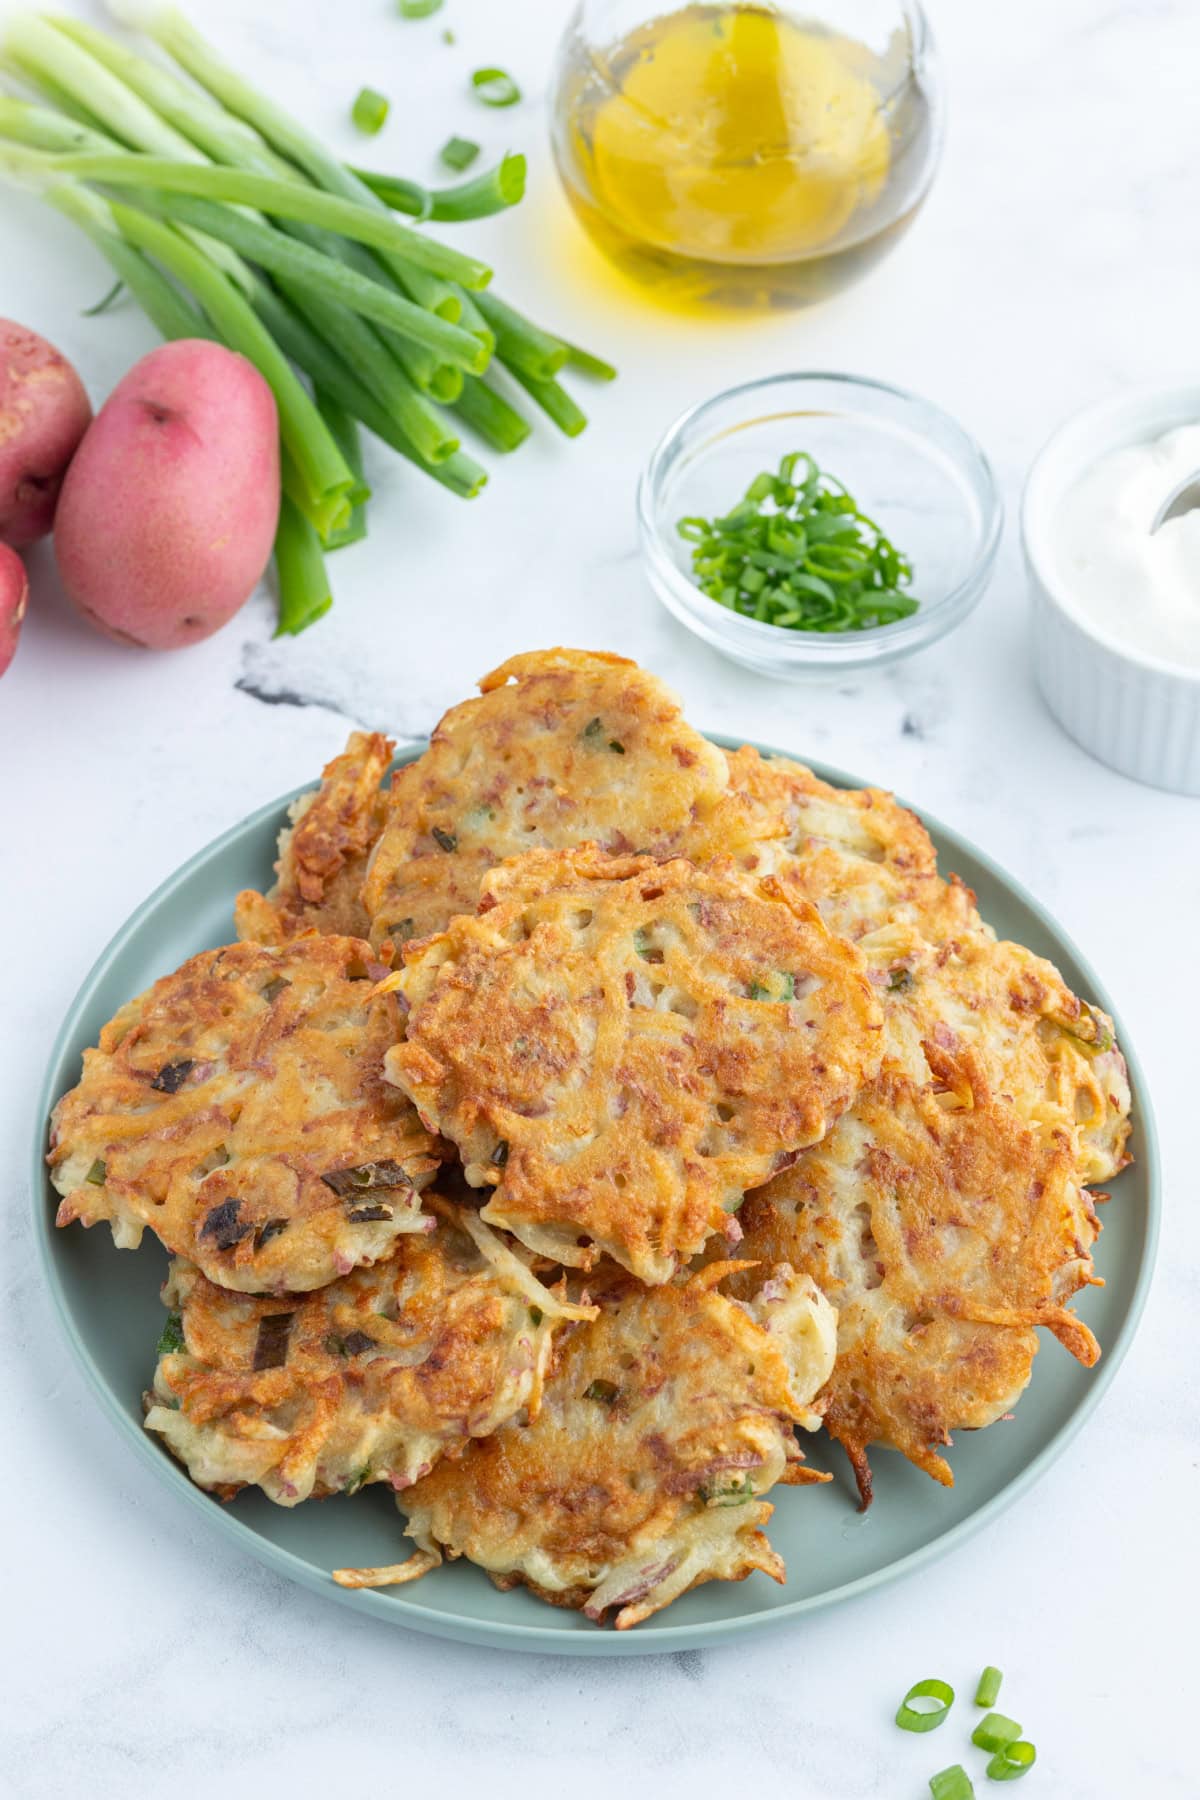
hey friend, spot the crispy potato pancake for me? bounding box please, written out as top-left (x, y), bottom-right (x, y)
top-left (236, 731), bottom-right (394, 945)
top-left (867, 925), bottom-right (1132, 1186)
top-left (716, 747), bottom-right (981, 946)
top-left (347, 1263), bottom-right (837, 1628)
top-left (144, 1203), bottom-right (594, 1505)
top-left (50, 936), bottom-right (440, 1293)
top-left (385, 848), bottom-right (884, 1283)
top-left (361, 648), bottom-right (731, 948)
top-left (729, 1053), bottom-right (1101, 1504)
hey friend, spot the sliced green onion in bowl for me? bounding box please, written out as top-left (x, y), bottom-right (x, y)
top-left (986, 1741), bottom-right (1037, 1782)
top-left (896, 1679), bottom-right (955, 1733)
top-left (440, 135), bottom-right (480, 172)
top-left (929, 1768), bottom-right (975, 1800)
top-left (351, 86), bottom-right (389, 134)
top-left (471, 67), bottom-right (521, 107)
top-left (972, 1714), bottom-right (1022, 1753)
top-left (975, 1667), bottom-right (1004, 1708)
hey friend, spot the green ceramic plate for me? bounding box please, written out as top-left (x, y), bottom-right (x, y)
top-left (33, 739), bottom-right (1158, 1656)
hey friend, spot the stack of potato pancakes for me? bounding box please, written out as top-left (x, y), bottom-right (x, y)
top-left (49, 649), bottom-right (1132, 1629)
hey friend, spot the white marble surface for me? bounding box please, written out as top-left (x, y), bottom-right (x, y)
top-left (2, 1), bottom-right (1197, 1793)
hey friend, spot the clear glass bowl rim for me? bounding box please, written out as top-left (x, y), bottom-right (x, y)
top-left (636, 369), bottom-right (1004, 666)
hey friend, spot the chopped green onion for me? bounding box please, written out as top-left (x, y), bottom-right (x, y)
top-left (156, 1312), bottom-right (186, 1356)
top-left (351, 87), bottom-right (389, 136)
top-left (975, 1668), bottom-right (1004, 1708)
top-left (428, 153), bottom-right (527, 220)
top-left (985, 1742), bottom-right (1036, 1782)
top-left (432, 827), bottom-right (458, 851)
top-left (443, 28), bottom-right (456, 44)
top-left (85, 1158), bottom-right (107, 1186)
top-left (81, 277), bottom-right (124, 316)
top-left (399, 0), bottom-right (444, 14)
top-left (896, 1679), bottom-right (955, 1734)
top-left (584, 1379), bottom-right (618, 1404)
top-left (677, 451), bottom-right (921, 635)
top-left (929, 1768), bottom-right (975, 1800)
top-left (440, 135), bottom-right (480, 172)
top-left (972, 1715), bottom-right (1022, 1754)
top-left (471, 67), bottom-right (522, 107)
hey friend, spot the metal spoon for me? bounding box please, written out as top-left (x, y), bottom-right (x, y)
top-left (1152, 469), bottom-right (1200, 531)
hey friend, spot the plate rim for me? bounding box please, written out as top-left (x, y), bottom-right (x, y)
top-left (32, 736), bottom-right (1161, 1656)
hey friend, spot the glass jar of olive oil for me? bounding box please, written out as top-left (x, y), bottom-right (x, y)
top-left (550, 1), bottom-right (944, 308)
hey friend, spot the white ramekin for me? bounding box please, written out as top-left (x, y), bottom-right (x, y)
top-left (1022, 384), bottom-right (1200, 796)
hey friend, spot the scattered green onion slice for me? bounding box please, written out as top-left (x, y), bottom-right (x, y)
top-left (677, 451), bottom-right (921, 634)
top-left (929, 1768), bottom-right (975, 1800)
top-left (351, 86), bottom-right (389, 135)
top-left (896, 1679), bottom-right (955, 1733)
top-left (471, 67), bottom-right (521, 107)
top-left (85, 1158), bottom-right (107, 1186)
top-left (972, 1715), bottom-right (1022, 1754)
top-left (975, 1667), bottom-right (1004, 1708)
top-left (440, 135), bottom-right (480, 172)
top-left (399, 0), bottom-right (444, 16)
top-left (986, 1741), bottom-right (1036, 1782)
top-left (156, 1312), bottom-right (186, 1356)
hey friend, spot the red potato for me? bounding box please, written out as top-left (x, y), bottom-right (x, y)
top-left (54, 339), bottom-right (280, 649)
top-left (0, 320), bottom-right (92, 549)
top-left (0, 543), bottom-right (29, 677)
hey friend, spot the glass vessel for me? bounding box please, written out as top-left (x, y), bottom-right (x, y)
top-left (549, 0), bottom-right (944, 308)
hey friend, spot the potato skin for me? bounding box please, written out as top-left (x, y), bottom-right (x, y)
top-left (0, 543), bottom-right (28, 677)
top-left (0, 319), bottom-right (92, 549)
top-left (54, 339), bottom-right (279, 650)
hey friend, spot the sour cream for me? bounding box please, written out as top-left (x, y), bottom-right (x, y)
top-left (1051, 423), bottom-right (1200, 669)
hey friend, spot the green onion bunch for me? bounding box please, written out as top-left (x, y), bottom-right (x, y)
top-left (678, 451), bottom-right (920, 634)
top-left (0, 7), bottom-right (614, 635)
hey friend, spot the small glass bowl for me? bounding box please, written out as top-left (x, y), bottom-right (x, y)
top-left (637, 372), bottom-right (1002, 677)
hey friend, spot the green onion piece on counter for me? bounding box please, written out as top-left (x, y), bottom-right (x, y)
top-left (677, 451), bottom-right (921, 633)
top-left (351, 87), bottom-right (390, 135)
top-left (896, 1679), bottom-right (955, 1734)
top-left (985, 1742), bottom-right (1037, 1782)
top-left (929, 1768), bottom-right (975, 1800)
top-left (443, 28), bottom-right (456, 44)
top-left (972, 1715), bottom-right (1022, 1754)
top-left (399, 0), bottom-right (444, 15)
top-left (975, 1667), bottom-right (1004, 1708)
top-left (471, 67), bottom-right (522, 107)
top-left (440, 135), bottom-right (480, 172)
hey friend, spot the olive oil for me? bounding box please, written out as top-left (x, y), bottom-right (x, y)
top-left (551, 3), bottom-right (938, 308)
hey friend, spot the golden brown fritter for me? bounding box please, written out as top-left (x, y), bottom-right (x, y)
top-left (361, 648), bottom-right (731, 948)
top-left (338, 1262), bottom-right (837, 1628)
top-left (236, 731), bottom-right (394, 945)
top-left (144, 1202), bottom-right (595, 1505)
top-left (728, 1052), bottom-right (1101, 1505)
top-left (50, 936), bottom-right (440, 1293)
top-left (869, 926), bottom-right (1132, 1186)
top-left (385, 848), bottom-right (884, 1283)
top-left (715, 747), bottom-right (981, 946)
